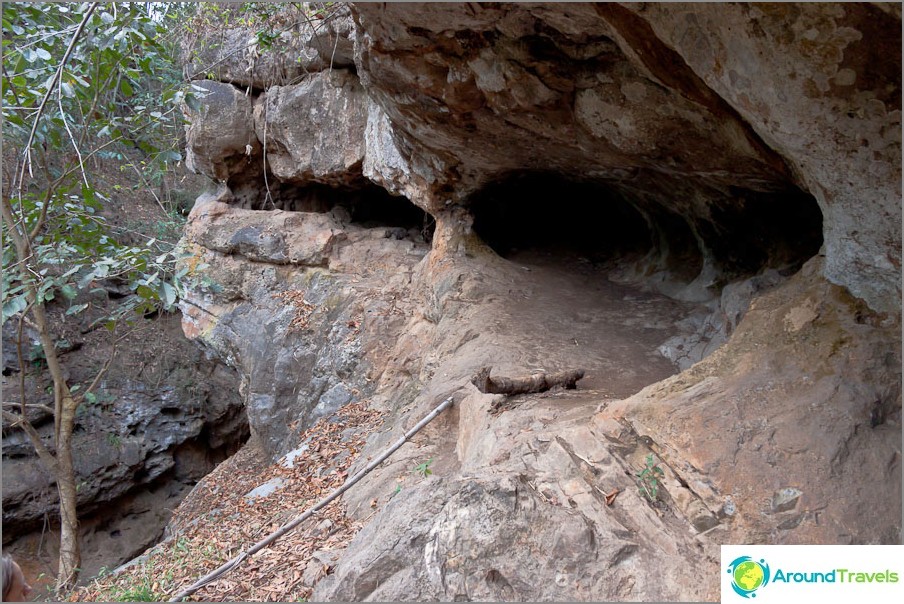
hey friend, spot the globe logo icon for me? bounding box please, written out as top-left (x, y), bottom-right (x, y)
top-left (727, 556), bottom-right (771, 598)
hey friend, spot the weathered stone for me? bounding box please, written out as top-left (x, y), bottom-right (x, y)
top-left (602, 257), bottom-right (901, 546)
top-left (184, 81), bottom-right (260, 181)
top-left (178, 198), bottom-right (432, 456)
top-left (184, 199), bottom-right (343, 266)
top-left (311, 383), bottom-right (354, 422)
top-left (181, 4), bottom-right (356, 89)
top-left (244, 477), bottom-right (287, 504)
top-left (167, 3), bottom-right (901, 601)
top-left (621, 2), bottom-right (901, 314)
top-left (772, 487), bottom-right (803, 514)
top-left (254, 70), bottom-right (368, 186)
top-left (1, 316), bottom-right (247, 541)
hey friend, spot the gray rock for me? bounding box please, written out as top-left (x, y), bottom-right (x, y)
top-left (184, 81), bottom-right (260, 182)
top-left (244, 477), bottom-right (287, 503)
top-left (254, 70), bottom-right (368, 186)
top-left (181, 4), bottom-right (356, 89)
top-left (279, 444), bottom-right (310, 469)
top-left (630, 3), bottom-right (901, 315)
top-left (772, 488), bottom-right (803, 514)
top-left (311, 383), bottom-right (354, 423)
top-left (1, 318), bottom-right (247, 540)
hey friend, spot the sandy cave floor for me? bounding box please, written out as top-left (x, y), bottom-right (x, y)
top-left (456, 247), bottom-right (708, 398)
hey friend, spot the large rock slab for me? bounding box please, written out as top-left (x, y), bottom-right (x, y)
top-left (1, 315), bottom-right (247, 540)
top-left (602, 257), bottom-right (901, 545)
top-left (622, 2), bottom-right (901, 315)
top-left (184, 80), bottom-right (260, 182)
top-left (178, 197), bottom-right (432, 456)
top-left (181, 4), bottom-right (356, 89)
top-left (253, 70), bottom-right (368, 186)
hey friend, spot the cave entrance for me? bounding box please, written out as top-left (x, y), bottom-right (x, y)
top-left (469, 171), bottom-right (823, 292)
top-left (244, 181), bottom-right (434, 242)
top-left (471, 172), bottom-right (655, 269)
top-left (465, 170), bottom-right (823, 393)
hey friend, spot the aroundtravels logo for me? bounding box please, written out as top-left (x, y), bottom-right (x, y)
top-left (722, 545), bottom-right (904, 603)
top-left (727, 556), bottom-right (771, 598)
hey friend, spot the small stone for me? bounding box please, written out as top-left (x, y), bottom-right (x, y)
top-left (771, 487), bottom-right (802, 513)
top-left (243, 477), bottom-right (287, 503)
top-left (720, 497), bottom-right (736, 517)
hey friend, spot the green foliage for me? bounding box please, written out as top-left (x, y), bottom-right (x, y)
top-left (107, 579), bottom-right (161, 602)
top-left (1, 3), bottom-right (197, 329)
top-left (636, 454), bottom-right (665, 503)
top-left (413, 458), bottom-right (434, 479)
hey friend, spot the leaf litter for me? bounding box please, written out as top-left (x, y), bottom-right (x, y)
top-left (72, 401), bottom-right (383, 602)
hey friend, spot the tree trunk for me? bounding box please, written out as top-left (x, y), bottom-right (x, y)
top-left (471, 366), bottom-right (585, 395)
top-left (55, 395), bottom-right (81, 593)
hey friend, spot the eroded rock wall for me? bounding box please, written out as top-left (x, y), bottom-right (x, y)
top-left (176, 3), bottom-right (900, 601)
top-left (1, 314), bottom-right (247, 542)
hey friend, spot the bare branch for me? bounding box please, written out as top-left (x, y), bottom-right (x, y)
top-left (17, 2), bottom-right (99, 197)
top-left (77, 333), bottom-right (121, 403)
top-left (16, 301), bottom-right (36, 416)
top-left (57, 76), bottom-right (90, 188)
top-left (1, 409), bottom-right (58, 473)
top-left (2, 401), bottom-right (55, 416)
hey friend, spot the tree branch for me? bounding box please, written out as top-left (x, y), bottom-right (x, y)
top-left (471, 366), bottom-right (585, 396)
top-left (17, 2), bottom-right (99, 196)
top-left (2, 401), bottom-right (55, 416)
top-left (1, 409), bottom-right (58, 473)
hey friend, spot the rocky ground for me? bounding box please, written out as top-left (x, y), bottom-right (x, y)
top-left (73, 238), bottom-right (721, 601)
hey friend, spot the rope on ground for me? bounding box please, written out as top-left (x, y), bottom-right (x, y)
top-left (168, 395), bottom-right (456, 602)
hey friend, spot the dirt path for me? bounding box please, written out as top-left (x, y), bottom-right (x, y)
top-left (476, 249), bottom-right (706, 398)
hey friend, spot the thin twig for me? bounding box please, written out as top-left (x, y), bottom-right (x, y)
top-left (1, 409), bottom-right (58, 473)
top-left (2, 401), bottom-right (55, 416)
top-left (57, 79), bottom-right (89, 188)
top-left (17, 2), bottom-right (99, 195)
top-left (168, 395), bottom-right (456, 602)
top-left (260, 98), bottom-right (274, 209)
top-left (15, 302), bottom-right (35, 417)
top-left (126, 161), bottom-right (169, 216)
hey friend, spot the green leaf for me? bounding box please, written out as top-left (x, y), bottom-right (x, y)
top-left (2, 295), bottom-right (28, 323)
top-left (120, 79), bottom-right (133, 96)
top-left (161, 281), bottom-right (176, 308)
top-left (135, 284), bottom-right (156, 300)
top-left (65, 303), bottom-right (89, 316)
top-left (184, 93), bottom-right (202, 112)
top-left (84, 392), bottom-right (97, 405)
top-left (60, 284), bottom-right (78, 300)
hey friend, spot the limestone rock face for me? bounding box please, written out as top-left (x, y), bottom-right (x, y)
top-left (184, 80), bottom-right (260, 182)
top-left (177, 194), bottom-right (431, 456)
top-left (181, 4), bottom-right (356, 89)
top-left (349, 2), bottom-right (900, 313)
top-left (628, 2), bottom-right (901, 315)
top-left (254, 70), bottom-right (368, 186)
top-left (1, 317), bottom-right (247, 541)
top-left (173, 3), bottom-right (900, 601)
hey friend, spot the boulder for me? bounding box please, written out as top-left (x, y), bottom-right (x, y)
top-left (184, 80), bottom-right (260, 182)
top-left (181, 4), bottom-right (357, 89)
top-left (1, 316), bottom-right (247, 541)
top-left (621, 2), bottom-right (901, 315)
top-left (253, 70), bottom-right (368, 186)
